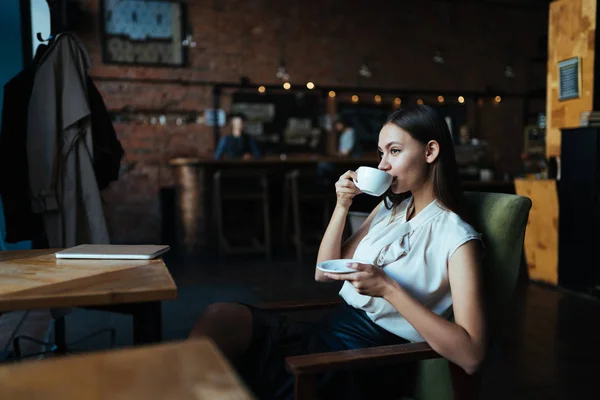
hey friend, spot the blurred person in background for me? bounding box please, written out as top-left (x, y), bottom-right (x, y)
top-left (214, 113), bottom-right (262, 160)
top-left (335, 116), bottom-right (357, 157)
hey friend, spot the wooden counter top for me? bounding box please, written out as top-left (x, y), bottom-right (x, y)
top-left (169, 157), bottom-right (514, 188)
top-left (169, 155), bottom-right (380, 166)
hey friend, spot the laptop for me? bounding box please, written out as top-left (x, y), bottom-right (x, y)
top-left (55, 244), bottom-right (170, 260)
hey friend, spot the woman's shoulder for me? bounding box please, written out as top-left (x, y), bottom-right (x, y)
top-left (430, 205), bottom-right (481, 241)
top-left (430, 205), bottom-right (482, 257)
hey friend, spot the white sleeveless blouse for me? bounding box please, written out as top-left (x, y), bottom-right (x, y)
top-left (339, 196), bottom-right (482, 342)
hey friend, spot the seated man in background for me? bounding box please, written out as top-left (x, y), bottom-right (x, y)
top-left (214, 113), bottom-right (262, 160)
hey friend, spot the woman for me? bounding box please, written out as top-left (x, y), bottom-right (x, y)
top-left (190, 105), bottom-right (487, 399)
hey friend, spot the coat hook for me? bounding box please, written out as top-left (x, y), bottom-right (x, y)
top-left (36, 32), bottom-right (53, 42)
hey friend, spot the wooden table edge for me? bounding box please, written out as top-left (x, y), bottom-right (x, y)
top-left (0, 338), bottom-right (256, 399)
top-left (0, 250), bottom-right (178, 311)
top-left (0, 287), bottom-right (178, 312)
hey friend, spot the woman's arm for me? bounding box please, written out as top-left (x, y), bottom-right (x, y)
top-left (324, 239), bottom-right (487, 373)
top-left (383, 240), bottom-right (487, 374)
top-left (315, 202), bottom-right (381, 282)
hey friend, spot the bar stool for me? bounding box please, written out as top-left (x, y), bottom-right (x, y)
top-left (212, 169), bottom-right (271, 261)
top-left (282, 169), bottom-right (336, 264)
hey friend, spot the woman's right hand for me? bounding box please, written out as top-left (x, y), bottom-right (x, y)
top-left (335, 170), bottom-right (362, 208)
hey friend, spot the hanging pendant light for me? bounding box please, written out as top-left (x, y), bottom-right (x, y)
top-left (276, 57), bottom-right (290, 82)
top-left (433, 50), bottom-right (445, 64)
top-left (358, 56), bottom-right (372, 78)
top-left (359, 63), bottom-right (372, 78)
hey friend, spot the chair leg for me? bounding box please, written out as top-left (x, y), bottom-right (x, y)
top-left (291, 175), bottom-right (303, 264)
top-left (12, 328), bottom-right (115, 360)
top-left (54, 315), bottom-right (68, 354)
top-left (262, 176), bottom-right (272, 262)
top-left (264, 202), bottom-right (272, 263)
top-left (13, 335), bottom-right (56, 358)
top-left (213, 173), bottom-right (225, 258)
top-left (12, 317), bottom-right (116, 361)
top-left (294, 373), bottom-right (317, 400)
top-left (282, 176), bottom-right (290, 238)
top-left (68, 328), bottom-right (116, 349)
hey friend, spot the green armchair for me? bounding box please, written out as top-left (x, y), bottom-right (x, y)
top-left (259, 191), bottom-right (532, 400)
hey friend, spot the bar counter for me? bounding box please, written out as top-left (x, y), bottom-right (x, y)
top-left (169, 156), bottom-right (515, 253)
top-left (169, 155), bottom-right (382, 166)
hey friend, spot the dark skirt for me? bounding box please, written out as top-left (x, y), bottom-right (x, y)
top-left (234, 303), bottom-right (414, 400)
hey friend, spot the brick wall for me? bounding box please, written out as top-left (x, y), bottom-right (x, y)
top-left (75, 0), bottom-right (548, 244)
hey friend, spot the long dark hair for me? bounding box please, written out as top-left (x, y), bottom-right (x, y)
top-left (382, 105), bottom-right (470, 224)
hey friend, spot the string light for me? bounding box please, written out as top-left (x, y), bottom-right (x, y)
top-left (374, 95), bottom-right (382, 103)
top-left (283, 82), bottom-right (291, 90)
top-left (417, 99), bottom-right (424, 105)
top-left (306, 82), bottom-right (315, 89)
top-left (458, 96), bottom-right (465, 104)
top-left (394, 97), bottom-right (401, 106)
top-left (437, 95), bottom-right (445, 103)
top-left (258, 86), bottom-right (266, 93)
top-left (352, 95), bottom-right (359, 103)
top-left (328, 91), bottom-right (336, 98)
top-left (494, 95), bottom-right (502, 103)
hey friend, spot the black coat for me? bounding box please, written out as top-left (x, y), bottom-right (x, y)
top-left (0, 38), bottom-right (123, 243)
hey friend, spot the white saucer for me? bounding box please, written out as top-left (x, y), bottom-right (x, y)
top-left (316, 259), bottom-right (370, 274)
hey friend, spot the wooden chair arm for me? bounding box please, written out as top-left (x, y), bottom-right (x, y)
top-left (285, 341), bottom-right (439, 375)
top-left (257, 300), bottom-right (466, 399)
top-left (255, 298), bottom-right (343, 313)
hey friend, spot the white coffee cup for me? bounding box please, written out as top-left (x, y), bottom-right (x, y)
top-left (352, 166), bottom-right (393, 196)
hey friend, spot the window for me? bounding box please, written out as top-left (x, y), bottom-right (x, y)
top-left (30, 0), bottom-right (51, 56)
top-left (101, 0), bottom-right (187, 67)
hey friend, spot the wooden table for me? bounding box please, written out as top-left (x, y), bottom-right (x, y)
top-left (0, 338), bottom-right (255, 399)
top-left (0, 249), bottom-right (178, 346)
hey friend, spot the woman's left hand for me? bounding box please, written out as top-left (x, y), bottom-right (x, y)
top-left (324, 263), bottom-right (397, 298)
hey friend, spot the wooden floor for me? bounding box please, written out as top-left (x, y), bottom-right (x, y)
top-left (479, 281), bottom-right (600, 399)
top-left (167, 252), bottom-right (600, 400)
top-left (2, 249), bottom-right (599, 399)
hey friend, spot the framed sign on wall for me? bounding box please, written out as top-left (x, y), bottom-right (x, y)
top-left (558, 57), bottom-right (581, 101)
top-left (100, 0), bottom-right (187, 67)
